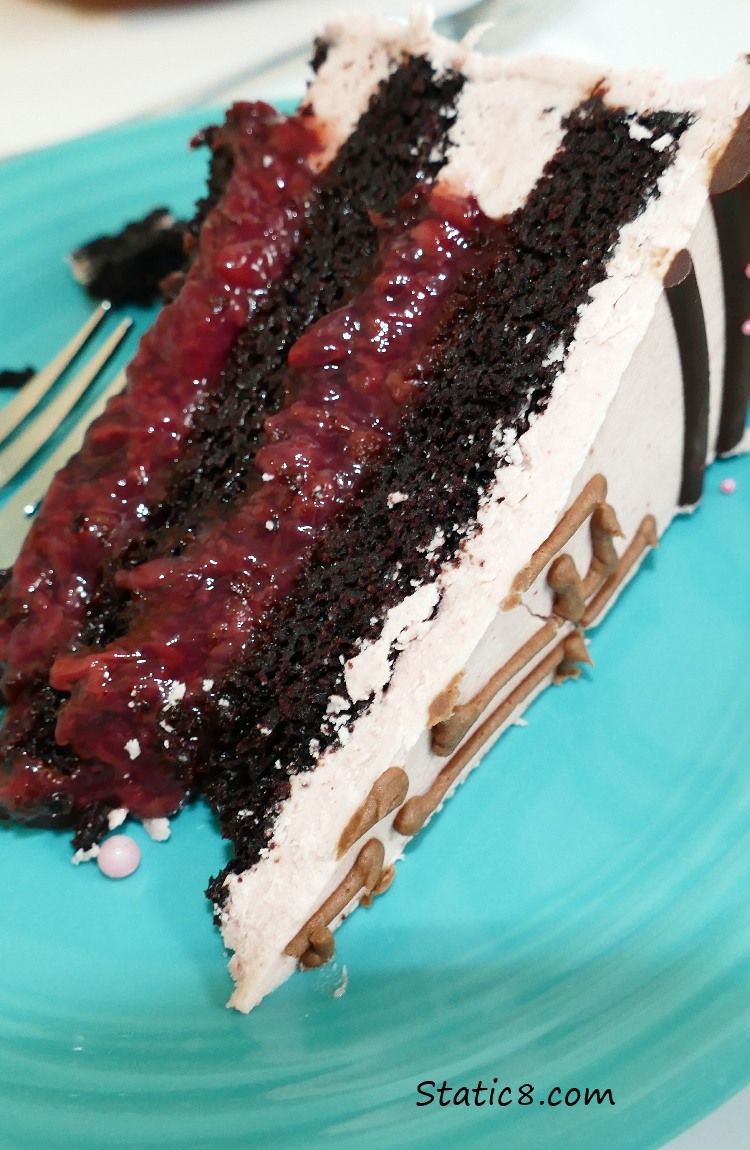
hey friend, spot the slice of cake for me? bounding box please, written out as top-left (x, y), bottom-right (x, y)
top-left (0, 14), bottom-right (748, 1013)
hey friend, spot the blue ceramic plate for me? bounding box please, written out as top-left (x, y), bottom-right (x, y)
top-left (1, 111), bottom-right (749, 1150)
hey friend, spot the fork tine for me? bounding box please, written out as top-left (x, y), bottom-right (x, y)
top-left (0, 302), bottom-right (111, 448)
top-left (0, 317), bottom-right (132, 488)
top-left (0, 368), bottom-right (128, 569)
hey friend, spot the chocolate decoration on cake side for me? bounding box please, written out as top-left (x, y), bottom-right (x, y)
top-left (503, 475), bottom-right (608, 609)
top-left (664, 249), bottom-right (711, 505)
top-left (337, 766), bottom-right (409, 858)
top-left (712, 177), bottom-right (750, 455)
top-left (284, 838), bottom-right (385, 968)
top-left (431, 620), bottom-right (560, 757)
top-left (395, 633), bottom-right (592, 839)
top-left (582, 516), bottom-right (658, 627)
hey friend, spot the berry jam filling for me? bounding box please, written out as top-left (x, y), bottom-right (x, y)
top-left (0, 104), bottom-right (320, 823)
top-left (45, 191), bottom-right (501, 815)
top-left (0, 103), bottom-right (321, 699)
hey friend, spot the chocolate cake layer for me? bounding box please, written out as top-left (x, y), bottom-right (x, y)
top-left (70, 208), bottom-right (189, 308)
top-left (203, 96), bottom-right (691, 896)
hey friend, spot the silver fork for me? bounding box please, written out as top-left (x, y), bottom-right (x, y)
top-left (0, 304), bottom-right (132, 568)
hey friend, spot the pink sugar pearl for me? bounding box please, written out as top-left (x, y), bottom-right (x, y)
top-left (97, 834), bottom-right (141, 879)
top-left (720, 477), bottom-right (737, 495)
top-left (742, 319), bottom-right (750, 336)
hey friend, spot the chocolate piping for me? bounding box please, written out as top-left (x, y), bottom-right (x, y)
top-left (547, 555), bottom-right (587, 622)
top-left (664, 249), bottom-right (711, 504)
top-left (431, 620), bottom-right (559, 757)
top-left (417, 501), bottom-right (652, 832)
top-left (588, 504), bottom-right (622, 587)
top-left (552, 629), bottom-right (593, 684)
top-left (548, 501), bottom-right (623, 621)
top-left (360, 863), bottom-right (395, 907)
top-left (336, 767), bottom-right (409, 858)
top-left (395, 633), bottom-right (589, 838)
top-left (582, 514), bottom-right (658, 627)
top-left (427, 674), bottom-right (464, 729)
top-left (397, 507), bottom-right (657, 838)
top-left (433, 494), bottom-right (620, 756)
top-left (502, 475), bottom-right (607, 609)
top-left (303, 926), bottom-right (336, 968)
top-left (286, 509), bottom-right (657, 962)
top-left (285, 837), bottom-right (385, 968)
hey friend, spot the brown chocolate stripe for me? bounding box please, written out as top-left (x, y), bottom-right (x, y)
top-left (664, 250), bottom-right (711, 505)
top-left (712, 180), bottom-right (750, 454)
top-left (711, 103), bottom-right (750, 454)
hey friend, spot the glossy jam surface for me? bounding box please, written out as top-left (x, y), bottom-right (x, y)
top-left (45, 192), bottom-right (498, 812)
top-left (0, 103), bottom-right (321, 699)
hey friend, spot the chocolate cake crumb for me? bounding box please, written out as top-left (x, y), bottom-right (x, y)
top-left (71, 802), bottom-right (113, 852)
top-left (70, 208), bottom-right (188, 307)
top-left (0, 367), bottom-right (34, 389)
top-left (310, 37), bottom-right (331, 74)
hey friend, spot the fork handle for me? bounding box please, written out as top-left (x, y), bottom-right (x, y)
top-left (0, 369), bottom-right (127, 569)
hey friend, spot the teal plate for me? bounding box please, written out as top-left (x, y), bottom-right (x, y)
top-left (1, 112), bottom-right (749, 1150)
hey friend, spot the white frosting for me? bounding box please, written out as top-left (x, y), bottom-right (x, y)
top-left (142, 817), bottom-right (171, 842)
top-left (440, 70), bottom-right (593, 217)
top-left (304, 10), bottom-right (477, 170)
top-left (107, 807), bottom-right (128, 830)
top-left (344, 583), bottom-right (440, 704)
top-left (218, 18), bottom-right (750, 1012)
top-left (71, 844), bottom-right (99, 865)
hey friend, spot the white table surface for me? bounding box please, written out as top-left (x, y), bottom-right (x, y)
top-left (1, 0), bottom-right (749, 1144)
top-left (0, 0), bottom-right (472, 158)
